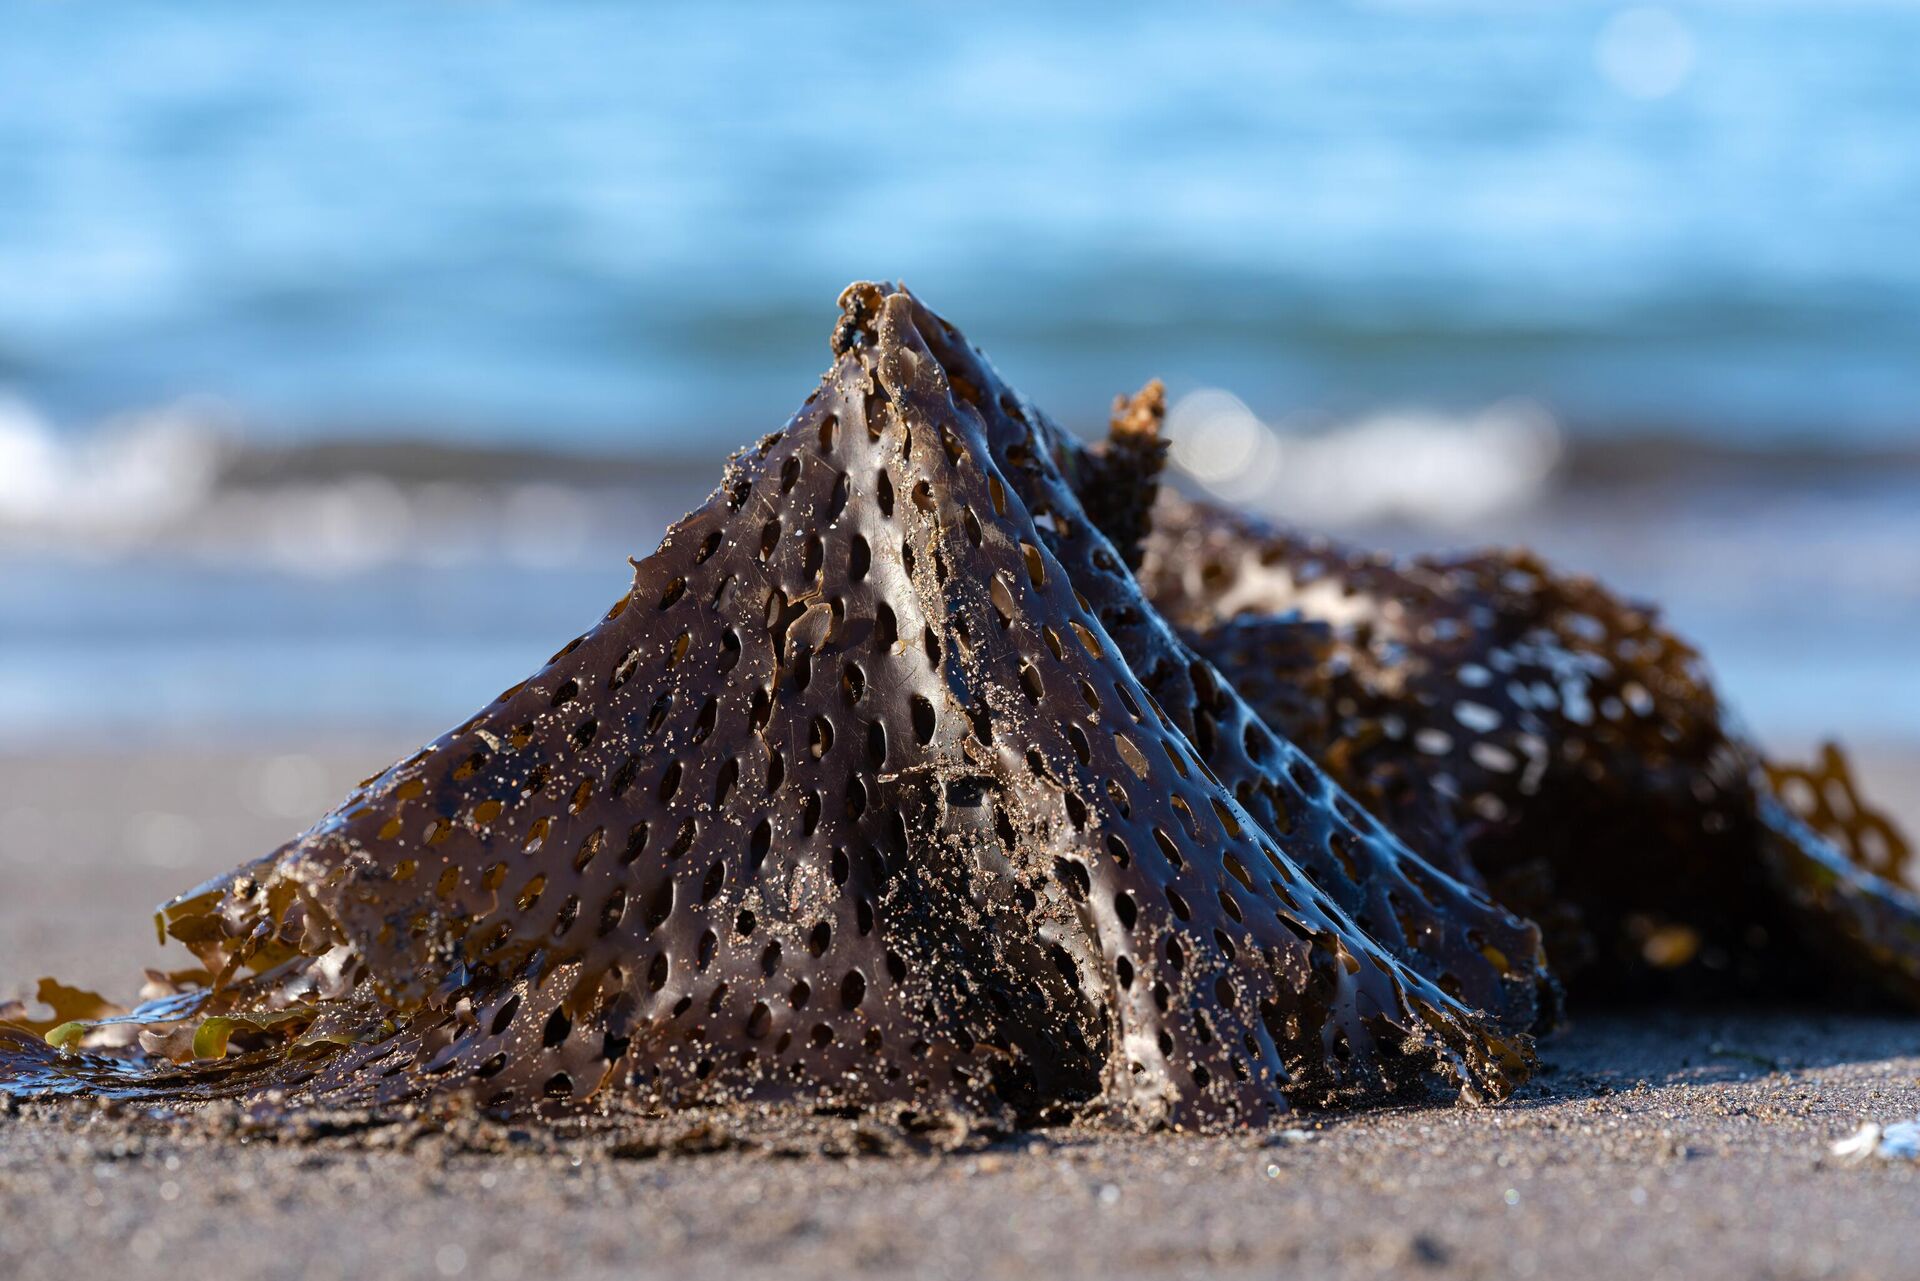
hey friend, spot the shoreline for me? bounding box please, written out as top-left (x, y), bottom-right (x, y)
top-left (2, 748), bottom-right (1918, 1280)
top-left (2, 1004), bottom-right (1916, 1280)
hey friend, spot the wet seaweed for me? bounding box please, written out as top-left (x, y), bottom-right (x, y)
top-left (7, 282), bottom-right (1906, 1136)
top-left (2, 285), bottom-right (1532, 1131)
top-left (1138, 487), bottom-right (1920, 1005)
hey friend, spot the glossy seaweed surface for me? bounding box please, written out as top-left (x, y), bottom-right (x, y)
top-left (1, 286), bottom-right (1537, 1130)
top-left (1139, 485), bottom-right (1920, 1007)
top-left (3, 285), bottom-right (1909, 1131)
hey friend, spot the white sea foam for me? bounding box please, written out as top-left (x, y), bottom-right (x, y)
top-left (1167, 389), bottom-right (1564, 528)
top-left (0, 397), bottom-right (663, 576)
top-left (0, 396), bottom-right (231, 550)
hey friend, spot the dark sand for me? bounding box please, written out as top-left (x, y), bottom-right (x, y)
top-left (4, 744), bottom-right (1920, 1281)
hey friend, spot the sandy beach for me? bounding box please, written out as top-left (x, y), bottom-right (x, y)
top-left (8, 7), bottom-right (1920, 1279)
top-left (3, 742), bottom-right (1918, 1281)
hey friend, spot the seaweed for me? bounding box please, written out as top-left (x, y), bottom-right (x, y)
top-left (14, 283), bottom-right (1899, 1134)
top-left (1, 285), bottom-right (1534, 1130)
top-left (1137, 488), bottom-right (1920, 1004)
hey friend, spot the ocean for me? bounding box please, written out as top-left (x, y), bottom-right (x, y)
top-left (1, 2), bottom-right (1916, 746)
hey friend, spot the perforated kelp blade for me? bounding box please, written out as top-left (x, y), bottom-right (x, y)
top-left (1138, 493), bottom-right (1920, 1006)
top-left (1761, 746), bottom-right (1920, 1007)
top-left (839, 303), bottom-right (1557, 1038)
top-left (2, 285), bottom-right (1533, 1128)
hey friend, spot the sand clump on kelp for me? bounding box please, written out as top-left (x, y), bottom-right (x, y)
top-left (1, 283), bottom-right (1912, 1137)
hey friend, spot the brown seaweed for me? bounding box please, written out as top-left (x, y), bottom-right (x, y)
top-left (1761, 746), bottom-right (1920, 1006)
top-left (1137, 485), bottom-right (1920, 1005)
top-left (1, 285), bottom-right (1536, 1130)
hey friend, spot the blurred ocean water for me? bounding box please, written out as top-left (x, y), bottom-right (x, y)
top-left (5, 2), bottom-right (1919, 443)
top-left (0, 2), bottom-right (1916, 745)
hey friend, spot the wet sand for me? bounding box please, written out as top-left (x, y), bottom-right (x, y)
top-left (4, 744), bottom-right (1920, 1281)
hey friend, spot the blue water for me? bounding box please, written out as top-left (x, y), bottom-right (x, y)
top-left (2, 2), bottom-right (1919, 445)
top-left (1, 3), bottom-right (1916, 749)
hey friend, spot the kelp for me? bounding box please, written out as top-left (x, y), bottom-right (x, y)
top-left (7, 283), bottom-right (1907, 1133)
top-left (1, 285), bottom-right (1539, 1130)
top-left (1137, 481), bottom-right (1920, 1006)
top-left (1761, 747), bottom-right (1920, 1007)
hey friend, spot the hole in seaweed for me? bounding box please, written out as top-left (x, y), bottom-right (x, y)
top-left (644, 879), bottom-right (674, 932)
top-left (1066, 724), bottom-right (1092, 765)
top-left (619, 822), bottom-right (648, 865)
top-left (1021, 543), bottom-right (1047, 589)
top-left (599, 889), bottom-right (628, 935)
top-left (1063, 790), bottom-right (1088, 829)
top-left (1017, 661), bottom-right (1044, 702)
top-left (840, 970), bottom-right (866, 1009)
top-left (1054, 857), bottom-right (1090, 900)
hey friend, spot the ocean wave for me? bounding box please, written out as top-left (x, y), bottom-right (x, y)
top-left (3, 393), bottom-right (1916, 577)
top-left (1166, 390), bottom-right (1565, 527)
top-left (0, 395), bottom-right (233, 547)
top-left (0, 398), bottom-right (719, 575)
